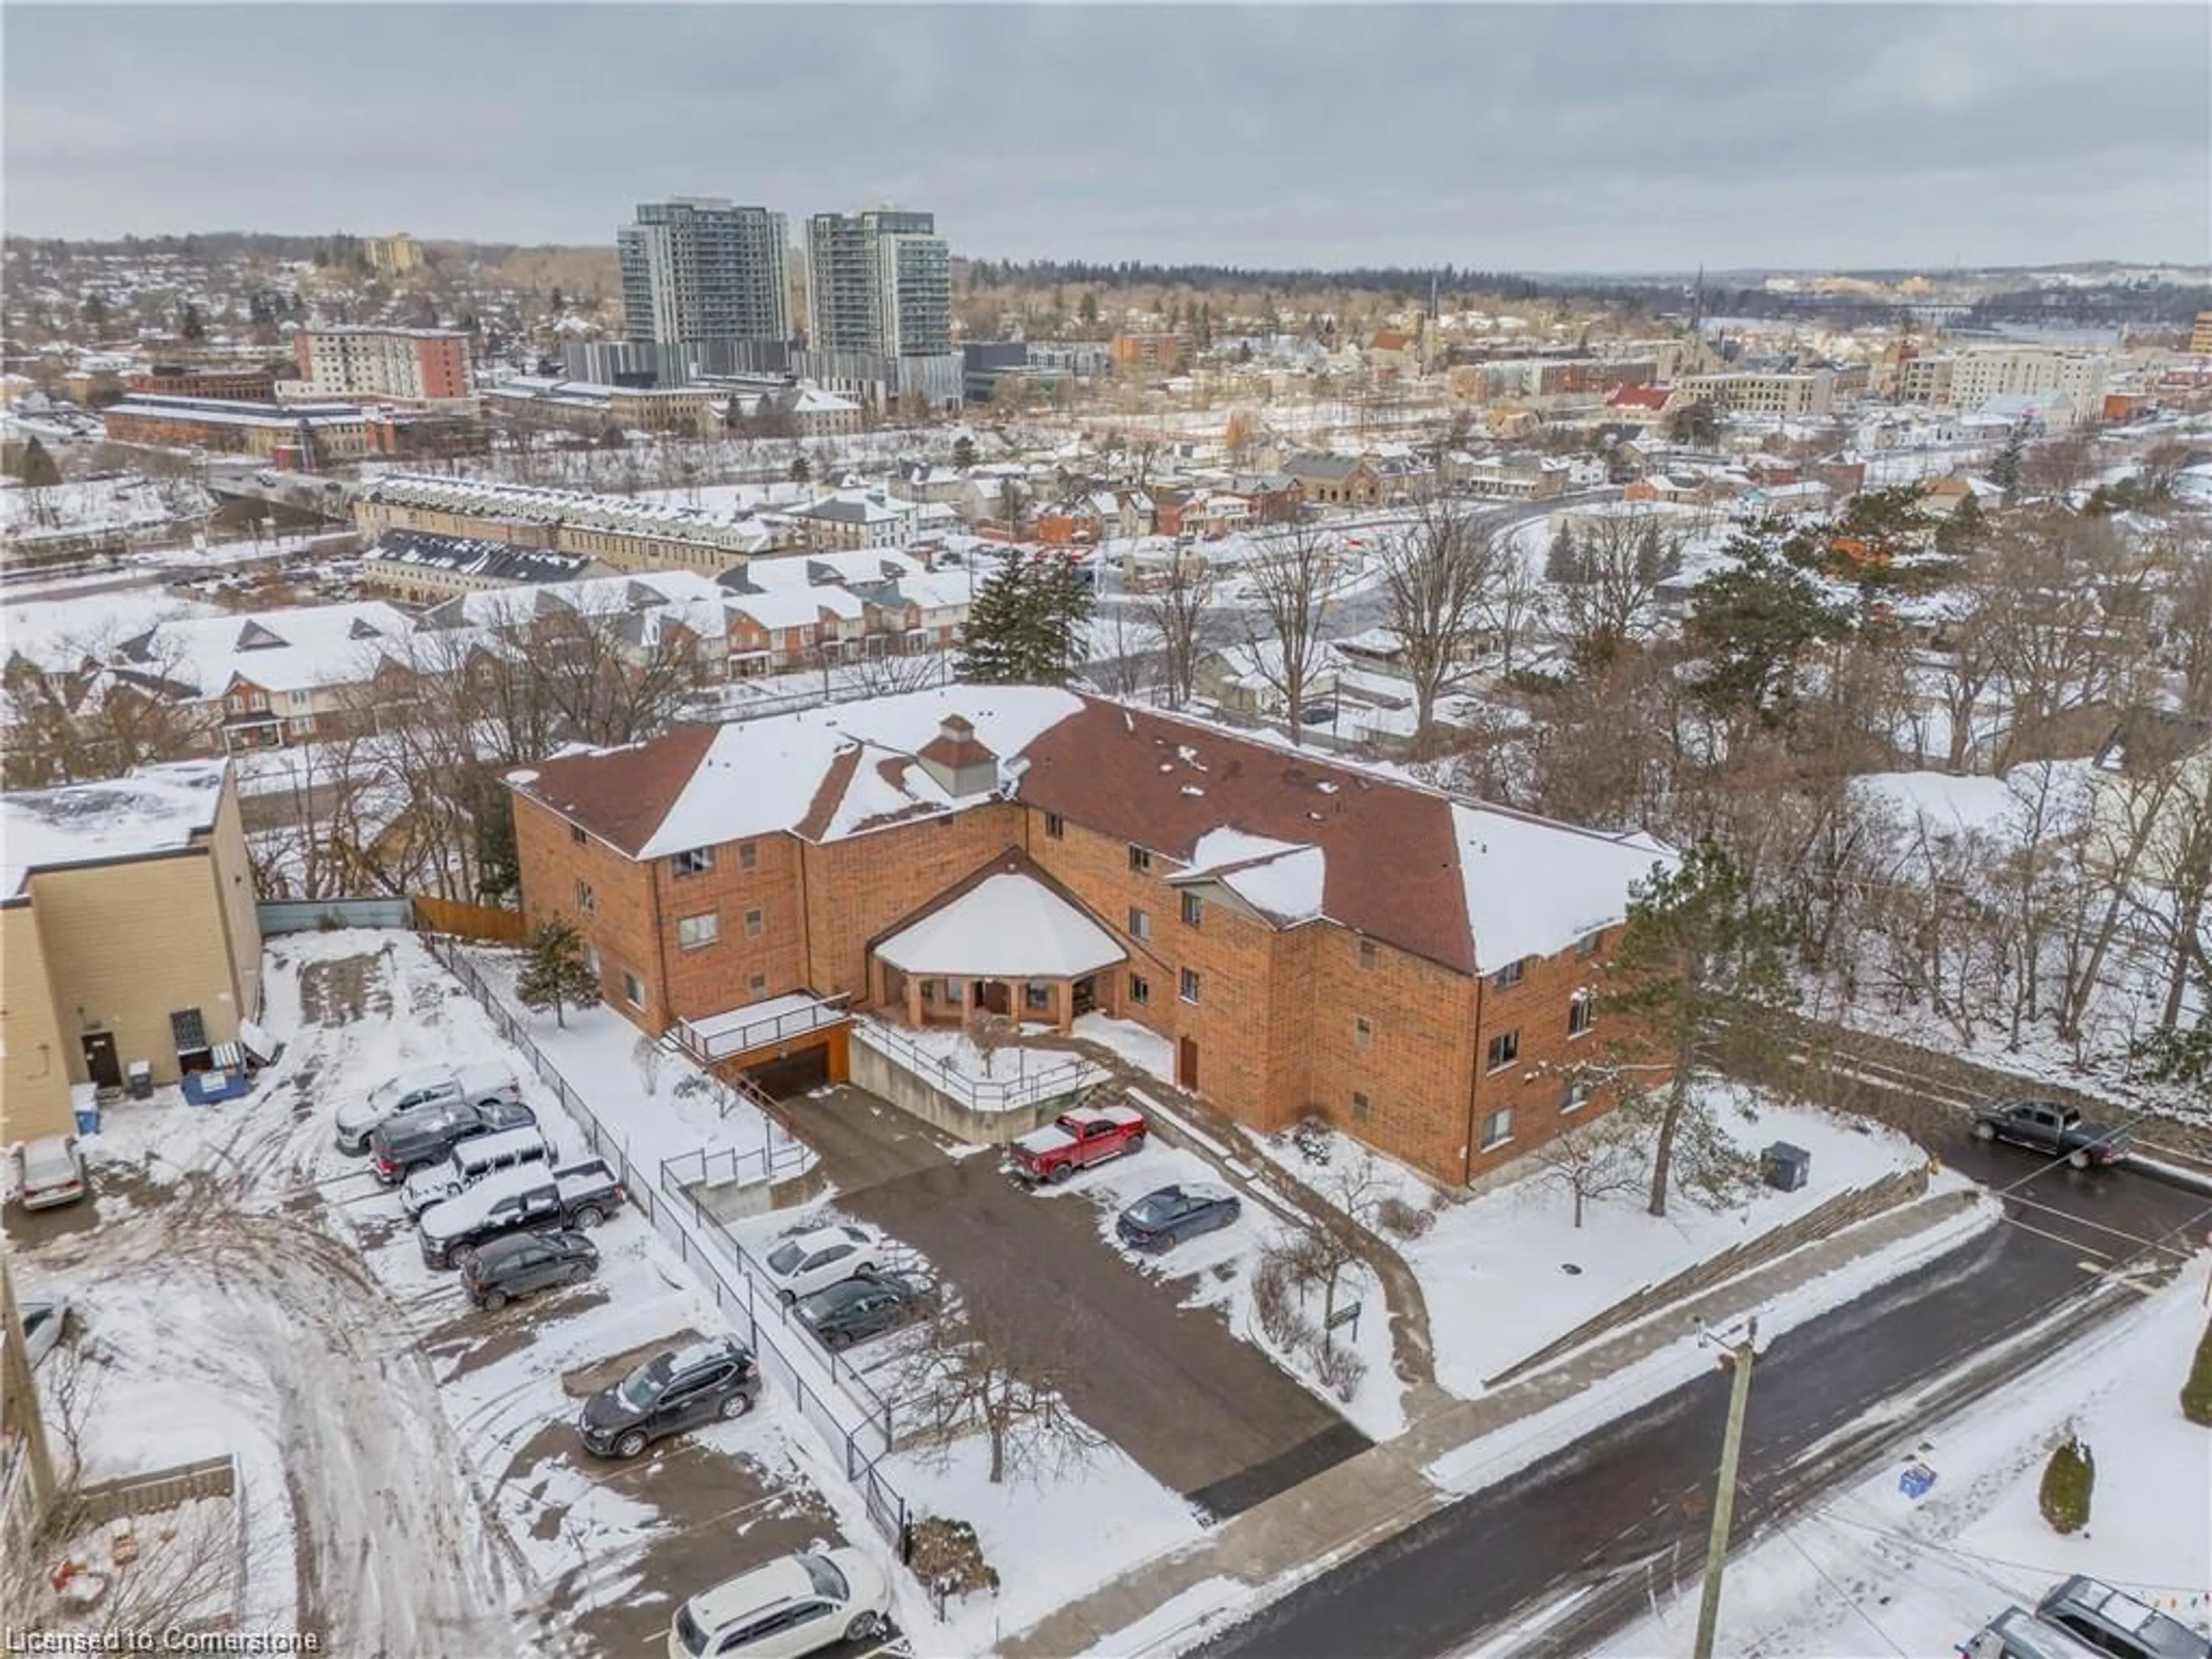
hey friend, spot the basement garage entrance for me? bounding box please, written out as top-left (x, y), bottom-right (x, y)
top-left (744, 1043), bottom-right (832, 1099)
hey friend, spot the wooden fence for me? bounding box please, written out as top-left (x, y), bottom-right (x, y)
top-left (411, 895), bottom-right (528, 944)
top-left (74, 1455), bottom-right (237, 1528)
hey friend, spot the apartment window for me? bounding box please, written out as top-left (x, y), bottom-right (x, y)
top-left (1493, 959), bottom-right (1524, 989)
top-left (1181, 891), bottom-right (1207, 929)
top-left (1024, 983), bottom-right (1051, 1012)
top-left (1044, 812), bottom-right (1066, 840)
top-left (1180, 968), bottom-right (1202, 1005)
top-left (1567, 992), bottom-right (1594, 1038)
top-left (745, 908), bottom-right (764, 939)
top-left (1128, 906), bottom-right (1151, 942)
top-left (1486, 1029), bottom-right (1520, 1071)
top-left (1128, 974), bottom-right (1152, 1007)
top-left (1578, 930), bottom-right (1605, 959)
top-left (1354, 1014), bottom-right (1374, 1049)
top-left (1350, 1090), bottom-right (1372, 1122)
top-left (569, 824), bottom-right (587, 847)
top-left (748, 973), bottom-right (768, 996)
top-left (585, 947), bottom-right (601, 979)
top-left (677, 912), bottom-right (719, 951)
top-left (671, 847), bottom-right (714, 877)
top-left (1480, 1108), bottom-right (1514, 1150)
top-left (622, 971), bottom-right (645, 1009)
top-left (1358, 938), bottom-right (1378, 972)
top-left (738, 840), bottom-right (759, 871)
top-left (575, 879), bottom-right (596, 915)
top-left (1561, 1075), bottom-right (1592, 1113)
top-left (1128, 844), bottom-right (1152, 873)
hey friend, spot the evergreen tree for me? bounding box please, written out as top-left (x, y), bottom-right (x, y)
top-left (475, 785), bottom-right (520, 908)
top-left (1077, 290), bottom-right (1100, 331)
top-left (2183, 1318), bottom-right (2212, 1428)
top-left (789, 454), bottom-right (811, 484)
top-left (1933, 490), bottom-right (1984, 559)
top-left (16, 434), bottom-right (61, 490)
top-left (955, 558), bottom-right (1096, 686)
top-left (1599, 841), bottom-right (1797, 1217)
top-left (951, 435), bottom-right (977, 471)
top-left (956, 559), bottom-right (1032, 684)
top-left (516, 916), bottom-right (600, 1028)
top-left (1545, 522), bottom-right (1584, 584)
top-left (2037, 1435), bottom-right (2094, 1534)
top-left (1990, 430), bottom-right (2025, 492)
top-left (179, 302), bottom-right (205, 341)
top-left (1684, 525), bottom-right (1855, 726)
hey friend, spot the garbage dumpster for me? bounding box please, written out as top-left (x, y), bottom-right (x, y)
top-left (1763, 1141), bottom-right (1810, 1192)
top-left (126, 1060), bottom-right (154, 1101)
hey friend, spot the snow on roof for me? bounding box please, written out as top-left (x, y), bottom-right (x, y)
top-left (2, 591), bottom-right (220, 672)
top-left (634, 687), bottom-right (1086, 857)
top-left (123, 600), bottom-right (416, 695)
top-left (877, 872), bottom-right (1126, 979)
top-left (721, 584), bottom-right (845, 631)
top-left (2, 758), bottom-right (229, 898)
top-left (1450, 804), bottom-right (1671, 970)
top-left (1173, 827), bottom-right (1329, 923)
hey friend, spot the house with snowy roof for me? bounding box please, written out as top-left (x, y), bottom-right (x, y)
top-left (506, 688), bottom-right (1671, 1184)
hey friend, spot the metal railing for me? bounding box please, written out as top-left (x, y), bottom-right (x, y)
top-left (854, 1018), bottom-right (1097, 1114)
top-left (676, 997), bottom-right (851, 1065)
top-left (422, 935), bottom-right (910, 1550)
top-left (660, 1135), bottom-right (813, 1195)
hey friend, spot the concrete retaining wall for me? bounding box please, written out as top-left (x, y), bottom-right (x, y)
top-left (849, 1033), bottom-right (1080, 1145)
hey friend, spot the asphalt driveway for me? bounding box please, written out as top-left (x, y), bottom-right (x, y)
top-left (784, 1086), bottom-right (1369, 1518)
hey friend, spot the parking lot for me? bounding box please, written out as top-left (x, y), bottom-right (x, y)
top-left (777, 1085), bottom-right (1370, 1517)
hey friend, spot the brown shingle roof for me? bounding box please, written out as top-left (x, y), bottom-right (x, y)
top-left (1019, 702), bottom-right (1476, 972)
top-left (514, 725), bottom-right (716, 855)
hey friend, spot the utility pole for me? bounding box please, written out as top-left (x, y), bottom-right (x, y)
top-left (1692, 1316), bottom-right (1758, 1659)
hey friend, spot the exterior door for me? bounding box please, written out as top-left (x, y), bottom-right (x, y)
top-left (81, 1032), bottom-right (122, 1089)
top-left (979, 981), bottom-right (1011, 1016)
top-left (1177, 1037), bottom-right (1199, 1090)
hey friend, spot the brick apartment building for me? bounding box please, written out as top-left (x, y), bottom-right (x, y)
top-left (124, 365), bottom-right (279, 402)
top-left (293, 326), bottom-right (475, 405)
top-left (507, 689), bottom-right (1670, 1186)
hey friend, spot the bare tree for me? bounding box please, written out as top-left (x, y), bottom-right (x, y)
top-left (1529, 1108), bottom-right (1646, 1228)
top-left (900, 1303), bottom-right (1106, 1488)
top-left (1240, 521), bottom-right (1337, 743)
top-left (1481, 556), bottom-right (1548, 682)
top-left (1135, 551), bottom-right (1222, 709)
top-left (1377, 497), bottom-right (1503, 755)
top-left (1554, 512), bottom-right (1664, 669)
top-left (846, 643), bottom-right (949, 697)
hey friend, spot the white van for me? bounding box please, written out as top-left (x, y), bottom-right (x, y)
top-left (399, 1126), bottom-right (553, 1217)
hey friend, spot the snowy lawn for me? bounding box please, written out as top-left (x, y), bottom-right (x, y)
top-left (1261, 1086), bottom-right (1945, 1397)
top-left (466, 945), bottom-right (802, 1181)
top-left (1075, 1012), bottom-right (1177, 1084)
top-left (1033, 1143), bottom-right (1405, 1440)
top-left (1598, 1269), bottom-right (2212, 1657)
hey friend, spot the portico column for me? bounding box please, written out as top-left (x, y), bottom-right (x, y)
top-left (1055, 978), bottom-right (1073, 1036)
top-left (903, 971), bottom-right (923, 1027)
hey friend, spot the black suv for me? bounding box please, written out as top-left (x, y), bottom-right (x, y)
top-left (461, 1230), bottom-right (599, 1311)
top-left (370, 1099), bottom-right (538, 1185)
top-left (578, 1338), bottom-right (762, 1459)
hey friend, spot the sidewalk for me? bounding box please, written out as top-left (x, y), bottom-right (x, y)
top-left (998, 1187), bottom-right (1992, 1659)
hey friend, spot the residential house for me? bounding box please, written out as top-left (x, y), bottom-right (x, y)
top-left (1284, 453), bottom-right (1382, 507)
top-left (789, 491), bottom-right (919, 552)
top-left (506, 688), bottom-right (1672, 1185)
top-left (2, 760), bottom-right (262, 1144)
top-left (850, 571), bottom-right (972, 654)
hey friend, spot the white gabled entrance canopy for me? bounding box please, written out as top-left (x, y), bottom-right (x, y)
top-left (876, 873), bottom-right (1126, 980)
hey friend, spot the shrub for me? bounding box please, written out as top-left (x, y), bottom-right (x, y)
top-left (1374, 1194), bottom-right (1435, 1241)
top-left (2038, 1434), bottom-right (2094, 1535)
top-left (1252, 1248), bottom-right (1316, 1355)
top-left (1313, 1341), bottom-right (1368, 1403)
top-left (1290, 1116), bottom-right (1333, 1168)
top-left (906, 1516), bottom-right (999, 1600)
top-left (2183, 1317), bottom-right (2212, 1428)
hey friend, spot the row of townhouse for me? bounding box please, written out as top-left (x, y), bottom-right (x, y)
top-left (353, 473), bottom-right (776, 577)
top-left (505, 687), bottom-right (1672, 1187)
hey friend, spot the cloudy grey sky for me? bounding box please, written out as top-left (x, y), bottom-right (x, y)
top-left (5, 4), bottom-right (2206, 271)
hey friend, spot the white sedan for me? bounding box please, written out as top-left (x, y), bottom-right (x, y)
top-left (757, 1223), bottom-right (883, 1304)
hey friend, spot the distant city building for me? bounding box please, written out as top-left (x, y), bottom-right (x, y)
top-left (101, 394), bottom-right (370, 465)
top-left (125, 365), bottom-right (278, 403)
top-left (1673, 368), bottom-right (1835, 419)
top-left (804, 208), bottom-right (951, 357)
top-left (368, 233), bottom-right (423, 276)
top-left (618, 199), bottom-right (791, 353)
top-left (2191, 311), bottom-right (2212, 355)
top-left (292, 327), bottom-right (475, 405)
top-left (1110, 332), bottom-right (1194, 377)
top-left (1890, 346), bottom-right (2110, 423)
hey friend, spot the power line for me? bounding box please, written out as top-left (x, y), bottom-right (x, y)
top-left (1768, 1520), bottom-right (1914, 1659)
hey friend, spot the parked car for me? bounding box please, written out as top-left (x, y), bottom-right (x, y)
top-left (1964, 1608), bottom-right (2111, 1659)
top-left (2036, 1576), bottom-right (2212, 1659)
top-left (1116, 1183), bottom-right (1242, 1252)
top-left (1972, 1100), bottom-right (2128, 1170)
top-left (666, 1548), bottom-right (891, 1659)
top-left (13, 1135), bottom-right (88, 1211)
top-left (580, 1338), bottom-right (762, 1460)
top-left (1009, 1101), bottom-right (1147, 1184)
top-left (335, 1063), bottom-right (521, 1154)
top-left (759, 1223), bottom-right (882, 1304)
top-left (400, 1127), bottom-right (555, 1218)
top-left (417, 1159), bottom-right (626, 1270)
top-left (368, 1099), bottom-right (539, 1186)
top-left (793, 1270), bottom-right (935, 1351)
top-left (18, 1296), bottom-right (73, 1367)
top-left (461, 1230), bottom-right (599, 1311)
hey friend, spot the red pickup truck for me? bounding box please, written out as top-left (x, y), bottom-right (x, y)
top-left (1010, 1102), bottom-right (1149, 1183)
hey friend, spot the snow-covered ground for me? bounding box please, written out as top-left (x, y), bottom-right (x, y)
top-left (869, 1018), bottom-right (1109, 1111)
top-left (1596, 1270), bottom-right (2212, 1657)
top-left (1260, 1086), bottom-right (1947, 1398)
top-left (465, 944), bottom-right (799, 1181)
top-left (1074, 1012), bottom-right (1178, 1082)
top-left (1, 471), bottom-right (211, 540)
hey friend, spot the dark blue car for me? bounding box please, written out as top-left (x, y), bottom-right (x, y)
top-left (1116, 1183), bottom-right (1242, 1252)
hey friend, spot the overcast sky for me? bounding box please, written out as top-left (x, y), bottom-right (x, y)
top-left (5, 4), bottom-right (2206, 272)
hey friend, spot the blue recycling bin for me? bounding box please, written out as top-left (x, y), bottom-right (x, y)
top-left (74, 1104), bottom-right (100, 1136)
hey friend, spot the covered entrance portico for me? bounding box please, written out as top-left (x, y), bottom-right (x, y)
top-left (873, 870), bottom-right (1126, 1037)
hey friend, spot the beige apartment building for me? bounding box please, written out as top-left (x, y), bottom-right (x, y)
top-left (1, 760), bottom-right (262, 1143)
top-left (1673, 368), bottom-right (1836, 419)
